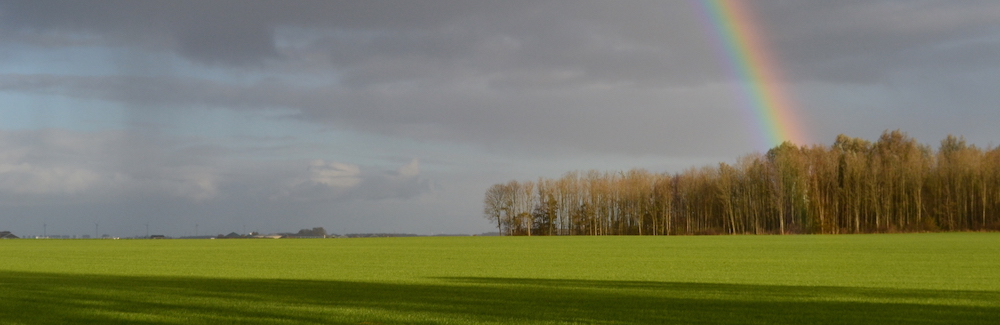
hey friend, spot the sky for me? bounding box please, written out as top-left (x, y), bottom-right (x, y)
top-left (1, 1), bottom-right (999, 238)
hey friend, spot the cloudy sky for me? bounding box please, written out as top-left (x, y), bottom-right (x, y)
top-left (1, 1), bottom-right (998, 237)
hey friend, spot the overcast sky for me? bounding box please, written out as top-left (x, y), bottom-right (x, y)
top-left (1, 1), bottom-right (998, 237)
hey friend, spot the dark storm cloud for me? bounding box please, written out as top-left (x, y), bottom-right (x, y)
top-left (0, 73), bottom-right (750, 155)
top-left (4, 1), bottom-right (997, 83)
top-left (754, 1), bottom-right (1000, 83)
top-left (0, 0), bottom-right (523, 66)
top-left (309, 1), bottom-right (721, 88)
top-left (0, 0), bottom-right (750, 156)
top-left (0, 0), bottom-right (717, 81)
top-left (2, 1), bottom-right (998, 155)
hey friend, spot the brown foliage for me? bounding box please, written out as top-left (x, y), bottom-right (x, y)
top-left (485, 130), bottom-right (1000, 235)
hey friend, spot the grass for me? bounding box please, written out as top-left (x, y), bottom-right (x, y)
top-left (1, 233), bottom-right (998, 324)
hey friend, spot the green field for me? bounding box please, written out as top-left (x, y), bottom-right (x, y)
top-left (1, 233), bottom-right (998, 324)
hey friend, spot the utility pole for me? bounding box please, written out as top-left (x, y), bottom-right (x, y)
top-left (195, 223), bottom-right (198, 237)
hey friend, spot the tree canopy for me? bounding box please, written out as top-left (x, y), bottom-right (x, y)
top-left (485, 130), bottom-right (1000, 235)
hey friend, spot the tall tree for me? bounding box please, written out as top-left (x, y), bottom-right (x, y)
top-left (485, 131), bottom-right (1000, 236)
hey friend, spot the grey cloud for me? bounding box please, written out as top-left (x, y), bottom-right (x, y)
top-left (0, 0), bottom-right (523, 67)
top-left (352, 159), bottom-right (433, 201)
top-left (0, 0), bottom-right (717, 84)
top-left (0, 129), bottom-right (431, 206)
top-left (755, 1), bottom-right (1000, 83)
top-left (177, 22), bottom-right (281, 66)
top-left (4, 1), bottom-right (998, 84)
top-left (0, 129), bottom-right (437, 237)
top-left (0, 73), bottom-right (752, 156)
top-left (2, 1), bottom-right (998, 156)
top-left (0, 129), bottom-right (221, 203)
top-left (321, 2), bottom-right (719, 89)
top-left (0, 74), bottom-right (308, 114)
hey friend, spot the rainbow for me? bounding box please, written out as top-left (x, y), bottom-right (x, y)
top-left (694, 0), bottom-right (809, 149)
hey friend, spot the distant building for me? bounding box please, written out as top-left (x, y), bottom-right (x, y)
top-left (150, 235), bottom-right (166, 239)
top-left (220, 232), bottom-right (243, 238)
top-left (0, 231), bottom-right (18, 239)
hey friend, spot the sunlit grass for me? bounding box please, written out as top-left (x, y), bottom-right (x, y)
top-left (1, 233), bottom-right (998, 324)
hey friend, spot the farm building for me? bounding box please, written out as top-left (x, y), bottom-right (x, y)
top-left (0, 231), bottom-right (19, 239)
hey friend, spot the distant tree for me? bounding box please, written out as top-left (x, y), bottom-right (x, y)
top-left (483, 183), bottom-right (507, 235)
top-left (296, 227), bottom-right (327, 237)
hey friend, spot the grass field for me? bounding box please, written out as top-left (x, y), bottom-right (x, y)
top-left (1, 233), bottom-right (998, 324)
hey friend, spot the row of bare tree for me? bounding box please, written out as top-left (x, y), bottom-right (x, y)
top-left (484, 130), bottom-right (1000, 235)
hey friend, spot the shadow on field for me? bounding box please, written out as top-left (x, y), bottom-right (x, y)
top-left (1, 271), bottom-right (997, 324)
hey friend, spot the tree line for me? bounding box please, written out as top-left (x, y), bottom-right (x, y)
top-left (484, 130), bottom-right (1000, 235)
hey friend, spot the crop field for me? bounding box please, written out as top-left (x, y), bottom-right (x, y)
top-left (1, 233), bottom-right (998, 324)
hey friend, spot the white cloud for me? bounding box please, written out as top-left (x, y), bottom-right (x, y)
top-left (276, 158), bottom-right (430, 202)
top-left (305, 160), bottom-right (362, 188)
top-left (397, 158), bottom-right (419, 178)
top-left (273, 160), bottom-right (361, 201)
